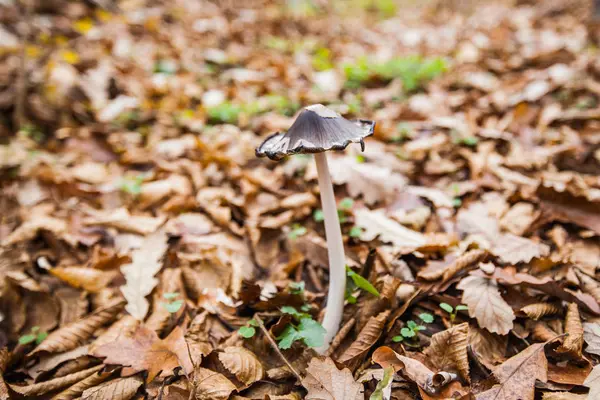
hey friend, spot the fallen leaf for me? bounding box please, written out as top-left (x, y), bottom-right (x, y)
top-left (92, 325), bottom-right (193, 382)
top-left (477, 343), bottom-right (547, 400)
top-left (302, 357), bottom-right (363, 400)
top-left (491, 233), bottom-right (550, 264)
top-left (584, 322), bottom-right (600, 356)
top-left (354, 208), bottom-right (426, 248)
top-left (120, 229), bottom-right (169, 320)
top-left (338, 311), bottom-right (389, 371)
top-left (457, 275), bottom-right (515, 335)
top-left (585, 365), bottom-right (600, 400)
top-left (468, 326), bottom-right (507, 369)
top-left (29, 345), bottom-right (89, 379)
top-left (520, 303), bottom-right (562, 320)
top-left (83, 207), bottom-right (166, 235)
top-left (543, 393), bottom-right (587, 400)
top-left (49, 266), bottom-right (116, 293)
top-left (424, 323), bottom-right (470, 382)
top-left (194, 367), bottom-right (237, 400)
top-left (9, 365), bottom-right (103, 396)
top-left (557, 303), bottom-right (583, 358)
top-left (81, 376), bottom-right (143, 400)
top-left (218, 347), bottom-right (264, 388)
top-left (53, 368), bottom-right (112, 400)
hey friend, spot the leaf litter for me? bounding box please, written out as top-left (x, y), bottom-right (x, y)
top-left (1, 0), bottom-right (600, 399)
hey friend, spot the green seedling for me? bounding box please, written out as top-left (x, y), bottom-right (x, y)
top-left (345, 266), bottom-right (380, 304)
top-left (118, 174), bottom-right (145, 195)
top-left (277, 306), bottom-right (326, 349)
top-left (288, 224), bottom-right (307, 240)
top-left (392, 313), bottom-right (433, 345)
top-left (288, 281), bottom-right (306, 295)
top-left (19, 326), bottom-right (48, 345)
top-left (239, 318), bottom-right (259, 338)
top-left (348, 226), bottom-right (362, 238)
top-left (161, 292), bottom-right (184, 314)
top-left (440, 302), bottom-right (468, 324)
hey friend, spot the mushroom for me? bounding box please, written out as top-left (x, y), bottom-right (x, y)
top-left (256, 104), bottom-right (375, 353)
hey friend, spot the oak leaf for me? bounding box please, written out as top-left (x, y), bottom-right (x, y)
top-left (301, 357), bottom-right (363, 400)
top-left (120, 229), bottom-right (169, 320)
top-left (194, 367), bottom-right (237, 400)
top-left (218, 347), bottom-right (264, 388)
top-left (91, 325), bottom-right (193, 382)
top-left (424, 323), bottom-right (470, 382)
top-left (457, 275), bottom-right (515, 335)
top-left (354, 208), bottom-right (426, 248)
top-left (477, 343), bottom-right (547, 400)
top-left (584, 322), bottom-right (600, 356)
top-left (81, 376), bottom-right (143, 400)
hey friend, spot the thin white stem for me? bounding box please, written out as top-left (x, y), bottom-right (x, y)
top-left (314, 152), bottom-right (346, 354)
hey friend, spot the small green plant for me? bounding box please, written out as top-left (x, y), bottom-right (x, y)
top-left (440, 303), bottom-right (468, 324)
top-left (19, 326), bottom-right (48, 345)
top-left (288, 281), bottom-right (306, 295)
top-left (277, 306), bottom-right (326, 350)
top-left (452, 198), bottom-right (462, 208)
top-left (345, 266), bottom-right (380, 304)
top-left (264, 95), bottom-right (300, 116)
top-left (392, 313), bottom-right (433, 344)
top-left (369, 366), bottom-right (394, 400)
top-left (312, 47), bottom-right (334, 71)
top-left (21, 124), bottom-right (45, 143)
top-left (348, 226), bottom-right (362, 238)
top-left (288, 224), bottom-right (307, 240)
top-left (313, 197), bottom-right (354, 224)
top-left (161, 292), bottom-right (184, 314)
top-left (206, 102), bottom-right (244, 124)
top-left (392, 122), bottom-right (414, 142)
top-left (118, 174), bottom-right (145, 195)
top-left (238, 318), bottom-right (259, 338)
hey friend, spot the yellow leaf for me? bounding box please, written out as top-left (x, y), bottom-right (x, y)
top-left (95, 9), bottom-right (112, 22)
top-left (74, 18), bottom-right (94, 34)
top-left (61, 50), bottom-right (80, 65)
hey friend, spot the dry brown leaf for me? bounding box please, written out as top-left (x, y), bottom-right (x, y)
top-left (301, 357), bottom-right (363, 400)
top-left (218, 347), bottom-right (264, 388)
top-left (520, 303), bottom-right (562, 320)
top-left (3, 214), bottom-right (75, 246)
top-left (145, 268), bottom-right (186, 334)
top-left (52, 368), bottom-right (112, 400)
top-left (9, 365), bottom-right (103, 396)
top-left (584, 322), bottom-right (600, 356)
top-left (491, 233), bottom-right (550, 264)
top-left (29, 301), bottom-right (123, 357)
top-left (557, 303), bottom-right (583, 358)
top-left (457, 275), bottom-right (515, 335)
top-left (575, 270), bottom-right (600, 304)
top-left (83, 207), bottom-right (166, 235)
top-left (468, 326), bottom-right (507, 369)
top-left (30, 345), bottom-right (89, 379)
top-left (194, 367), bottom-right (237, 400)
top-left (543, 393), bottom-right (587, 400)
top-left (120, 229), bottom-right (168, 320)
top-left (424, 323), bottom-right (470, 382)
top-left (90, 315), bottom-right (139, 352)
top-left (91, 325), bottom-right (193, 382)
top-left (354, 208), bottom-right (426, 248)
top-left (477, 343), bottom-right (547, 400)
top-left (418, 250), bottom-right (486, 282)
top-left (338, 310), bottom-right (389, 371)
top-left (49, 266), bottom-right (116, 293)
top-left (0, 348), bottom-right (9, 400)
top-left (81, 376), bottom-right (143, 400)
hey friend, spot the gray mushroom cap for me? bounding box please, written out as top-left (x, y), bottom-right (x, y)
top-left (255, 104), bottom-right (375, 161)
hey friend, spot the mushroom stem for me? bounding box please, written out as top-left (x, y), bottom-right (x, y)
top-left (313, 152), bottom-right (346, 354)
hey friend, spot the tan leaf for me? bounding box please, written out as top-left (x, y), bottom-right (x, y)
top-left (372, 346), bottom-right (434, 392)
top-left (145, 268), bottom-right (186, 335)
top-left (338, 310), bottom-right (389, 371)
top-left (120, 229), bottom-right (169, 320)
top-left (491, 233), bottom-right (550, 264)
top-left (90, 315), bottom-right (139, 352)
top-left (29, 345), bottom-right (89, 379)
top-left (91, 325), bottom-right (193, 382)
top-left (584, 322), bottom-right (600, 356)
top-left (543, 393), bottom-right (587, 400)
top-left (52, 368), bottom-right (112, 400)
top-left (218, 347), bottom-right (264, 388)
top-left (418, 250), bottom-right (486, 282)
top-left (354, 208), bottom-right (426, 248)
top-left (477, 343), bottom-right (547, 400)
top-left (29, 301), bottom-right (123, 357)
top-left (584, 364), bottom-right (600, 400)
top-left (49, 266), bottom-right (116, 293)
top-left (424, 323), bottom-right (470, 382)
top-left (457, 275), bottom-right (515, 335)
top-left (83, 207), bottom-right (166, 235)
top-left (81, 376), bottom-right (143, 400)
top-left (520, 303), bottom-right (562, 320)
top-left (194, 367), bottom-right (237, 400)
top-left (575, 269), bottom-right (600, 304)
top-left (558, 303), bottom-right (583, 357)
top-left (9, 365), bottom-right (103, 396)
top-left (468, 326), bottom-right (507, 370)
top-left (4, 215), bottom-right (75, 246)
top-left (301, 357), bottom-right (363, 400)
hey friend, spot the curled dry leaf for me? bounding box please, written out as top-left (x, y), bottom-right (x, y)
top-left (557, 303), bottom-right (583, 358)
top-left (9, 365), bottom-right (103, 396)
top-left (457, 275), bottom-right (515, 335)
top-left (52, 368), bottom-right (112, 400)
top-left (477, 343), bottom-right (547, 400)
top-left (81, 376), bottom-right (143, 400)
top-left (424, 323), bottom-right (470, 382)
top-left (120, 229), bottom-right (168, 320)
top-left (29, 345), bottom-right (89, 379)
top-left (418, 249), bottom-right (486, 282)
top-left (91, 325), bottom-right (193, 383)
top-left (194, 367), bottom-right (237, 400)
top-left (89, 315), bottom-right (139, 352)
top-left (49, 266), bottom-right (116, 293)
top-left (218, 347), bottom-right (264, 388)
top-left (354, 208), bottom-right (426, 248)
top-left (29, 301), bottom-right (124, 357)
top-left (301, 357), bottom-right (363, 400)
top-left (338, 310), bottom-right (390, 371)
top-left (584, 322), bottom-right (600, 356)
top-left (520, 303), bottom-right (562, 320)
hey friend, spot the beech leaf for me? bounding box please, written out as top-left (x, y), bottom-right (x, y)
top-left (354, 208), bottom-right (426, 247)
top-left (194, 367), bottom-right (237, 400)
top-left (301, 357), bottom-right (363, 400)
top-left (218, 346), bottom-right (264, 387)
top-left (424, 322), bottom-right (470, 382)
top-left (81, 376), bottom-right (143, 400)
top-left (338, 311), bottom-right (389, 371)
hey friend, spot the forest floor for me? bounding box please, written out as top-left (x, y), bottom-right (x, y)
top-left (1, 0), bottom-right (600, 399)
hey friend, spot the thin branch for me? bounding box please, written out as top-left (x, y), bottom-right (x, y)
top-left (254, 315), bottom-right (303, 382)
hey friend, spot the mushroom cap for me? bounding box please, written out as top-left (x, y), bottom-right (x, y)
top-left (255, 104), bottom-right (375, 161)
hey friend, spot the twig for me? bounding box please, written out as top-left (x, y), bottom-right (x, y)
top-left (254, 315), bottom-right (303, 382)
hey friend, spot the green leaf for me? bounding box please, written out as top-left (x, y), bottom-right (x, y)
top-left (288, 224), bottom-right (307, 239)
top-left (288, 281), bottom-right (305, 294)
top-left (452, 198), bottom-right (462, 208)
top-left (416, 325), bottom-right (426, 331)
top-left (355, 154), bottom-right (366, 163)
top-left (369, 366), bottom-right (394, 400)
top-left (163, 292), bottom-right (179, 300)
top-left (346, 267), bottom-right (379, 297)
top-left (455, 305), bottom-right (469, 311)
top-left (297, 318), bottom-right (326, 348)
top-left (392, 335), bottom-right (403, 342)
top-left (163, 299), bottom-right (183, 314)
top-left (18, 334), bottom-right (37, 345)
top-left (313, 209), bottom-right (324, 222)
top-left (277, 325), bottom-right (300, 349)
top-left (239, 326), bottom-right (256, 338)
top-left (349, 226), bottom-right (362, 238)
top-left (406, 320), bottom-right (418, 329)
top-left (36, 331), bottom-right (48, 344)
top-left (440, 303), bottom-right (454, 314)
top-left (281, 306), bottom-right (310, 320)
top-left (338, 197), bottom-right (354, 210)
top-left (248, 319), bottom-right (259, 327)
top-left (345, 293), bottom-right (357, 304)
top-left (419, 313), bottom-right (434, 324)
top-left (401, 327), bottom-right (415, 338)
